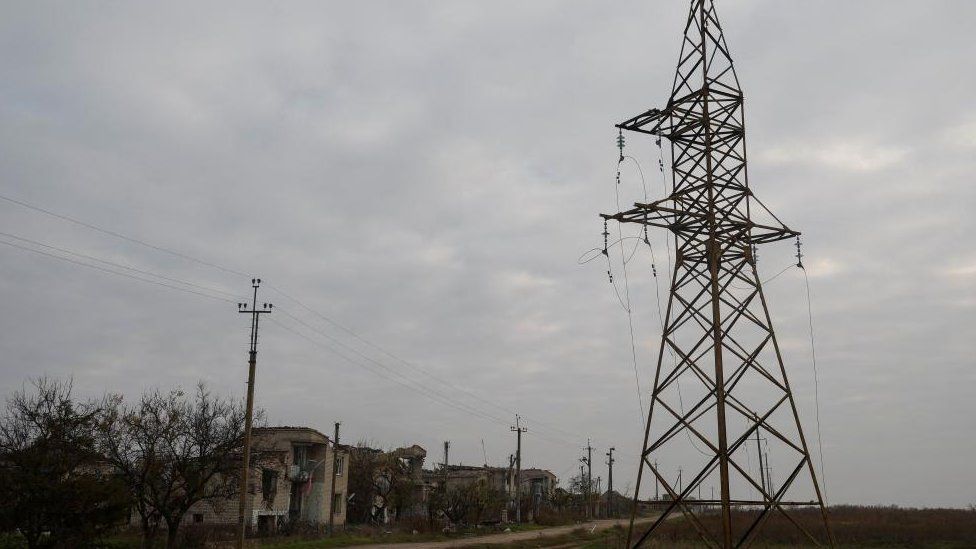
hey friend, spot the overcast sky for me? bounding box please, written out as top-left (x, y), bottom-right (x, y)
top-left (0, 0), bottom-right (973, 508)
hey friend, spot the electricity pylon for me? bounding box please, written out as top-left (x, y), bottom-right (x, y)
top-left (602, 1), bottom-right (833, 547)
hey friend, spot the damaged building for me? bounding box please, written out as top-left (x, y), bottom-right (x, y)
top-left (180, 426), bottom-right (349, 533)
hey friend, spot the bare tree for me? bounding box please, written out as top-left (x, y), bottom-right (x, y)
top-left (0, 377), bottom-right (129, 548)
top-left (97, 383), bottom-right (247, 549)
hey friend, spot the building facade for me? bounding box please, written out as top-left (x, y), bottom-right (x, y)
top-left (182, 426), bottom-right (348, 533)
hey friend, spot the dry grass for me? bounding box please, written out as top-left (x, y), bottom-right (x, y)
top-left (638, 505), bottom-right (976, 548)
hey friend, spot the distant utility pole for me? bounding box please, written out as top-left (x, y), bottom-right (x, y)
top-left (755, 423), bottom-right (767, 500)
top-left (444, 440), bottom-right (450, 470)
top-left (579, 464), bottom-right (585, 498)
top-left (329, 422), bottom-right (340, 535)
top-left (510, 415), bottom-right (526, 523)
top-left (587, 441), bottom-right (593, 518)
top-left (581, 439), bottom-right (593, 519)
top-left (654, 460), bottom-right (659, 500)
top-left (606, 447), bottom-right (615, 517)
top-left (236, 278), bottom-right (272, 549)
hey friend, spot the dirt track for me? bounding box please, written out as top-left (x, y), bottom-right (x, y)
top-left (363, 518), bottom-right (638, 548)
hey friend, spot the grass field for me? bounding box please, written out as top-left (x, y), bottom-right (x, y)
top-left (13, 506), bottom-right (971, 548)
top-left (290, 506), bottom-right (976, 548)
top-left (624, 505), bottom-right (976, 548)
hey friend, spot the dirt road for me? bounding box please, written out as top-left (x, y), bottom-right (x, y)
top-left (363, 518), bottom-right (637, 549)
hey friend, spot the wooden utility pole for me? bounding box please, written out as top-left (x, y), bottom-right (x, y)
top-left (329, 422), bottom-right (340, 535)
top-left (236, 279), bottom-right (272, 548)
top-left (606, 447), bottom-right (615, 517)
top-left (586, 439), bottom-right (593, 518)
top-left (510, 415), bottom-right (526, 523)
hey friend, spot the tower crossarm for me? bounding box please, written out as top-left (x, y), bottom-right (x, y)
top-left (616, 106), bottom-right (671, 136)
top-left (601, 199), bottom-right (799, 246)
top-left (616, 89), bottom-right (713, 138)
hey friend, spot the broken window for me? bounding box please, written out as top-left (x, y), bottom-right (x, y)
top-left (262, 468), bottom-right (278, 503)
top-left (293, 445), bottom-right (309, 468)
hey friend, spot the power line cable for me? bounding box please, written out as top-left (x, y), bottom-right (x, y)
top-left (0, 228), bottom-right (585, 451)
top-left (269, 314), bottom-right (580, 450)
top-left (640, 139), bottom-right (711, 458)
top-left (275, 306), bottom-right (584, 449)
top-left (268, 315), bottom-right (508, 427)
top-left (613, 144), bottom-right (648, 430)
top-left (0, 192), bottom-right (249, 278)
top-left (0, 192), bottom-right (585, 445)
top-left (800, 264), bottom-right (829, 505)
top-left (0, 230), bottom-right (245, 300)
top-left (0, 237), bottom-right (235, 304)
top-left (273, 307), bottom-right (511, 426)
top-left (266, 283), bottom-right (582, 442)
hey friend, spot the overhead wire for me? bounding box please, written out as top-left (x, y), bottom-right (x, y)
top-left (0, 192), bottom-right (586, 449)
top-left (274, 306), bottom-right (509, 426)
top-left (577, 236), bottom-right (642, 266)
top-left (0, 192), bottom-right (250, 278)
top-left (267, 315), bottom-right (507, 428)
top-left (0, 236), bottom-right (237, 304)
top-left (800, 259), bottom-right (830, 505)
top-left (0, 230), bottom-right (245, 300)
top-left (643, 135), bottom-right (711, 458)
top-left (269, 312), bottom-right (582, 450)
top-left (612, 135), bottom-right (648, 429)
top-left (265, 283), bottom-right (582, 443)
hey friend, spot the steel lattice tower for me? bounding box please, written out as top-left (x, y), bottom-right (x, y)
top-left (602, 1), bottom-right (833, 547)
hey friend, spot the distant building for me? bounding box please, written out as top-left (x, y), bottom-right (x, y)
top-left (601, 490), bottom-right (631, 518)
top-left (180, 426), bottom-right (349, 533)
top-left (347, 443), bottom-right (430, 524)
top-left (435, 464), bottom-right (513, 495)
top-left (520, 468), bottom-right (557, 517)
top-left (423, 462), bottom-right (558, 523)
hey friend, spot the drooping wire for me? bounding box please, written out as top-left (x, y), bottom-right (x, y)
top-left (655, 135), bottom-right (675, 280)
top-left (797, 237), bottom-right (830, 505)
top-left (641, 134), bottom-right (710, 458)
top-left (577, 236), bottom-right (642, 266)
top-left (729, 262), bottom-right (797, 290)
top-left (612, 130), bottom-right (647, 428)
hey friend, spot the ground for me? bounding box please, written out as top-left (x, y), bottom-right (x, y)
top-left (258, 506), bottom-right (976, 548)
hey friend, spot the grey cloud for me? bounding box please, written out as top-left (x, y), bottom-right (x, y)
top-left (0, 0), bottom-right (973, 506)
